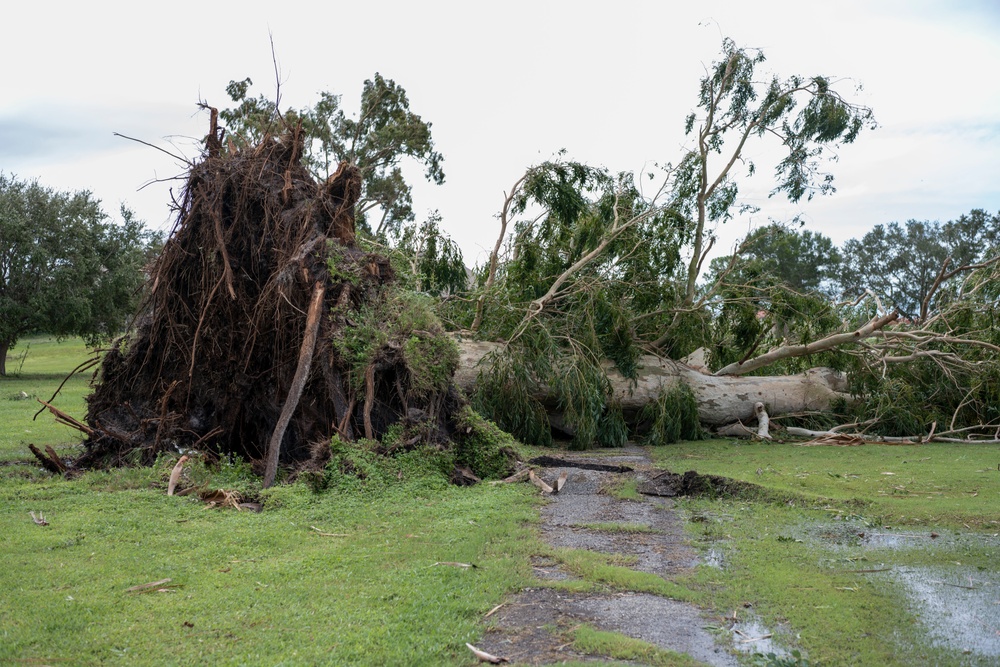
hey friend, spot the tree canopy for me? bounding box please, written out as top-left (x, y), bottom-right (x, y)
top-left (0, 174), bottom-right (157, 375)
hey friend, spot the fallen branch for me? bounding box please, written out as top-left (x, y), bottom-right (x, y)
top-left (714, 311), bottom-right (899, 376)
top-left (432, 561), bottom-right (476, 569)
top-left (29, 511), bottom-right (49, 526)
top-left (126, 578), bottom-right (177, 593)
top-left (167, 455), bottom-right (189, 496)
top-left (310, 526), bottom-right (348, 537)
top-left (466, 643), bottom-right (508, 664)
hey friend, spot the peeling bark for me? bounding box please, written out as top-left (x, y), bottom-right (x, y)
top-left (453, 338), bottom-right (850, 427)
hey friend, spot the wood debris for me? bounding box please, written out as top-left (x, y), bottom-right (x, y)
top-left (466, 643), bottom-right (508, 663)
top-left (310, 526), bottom-right (348, 537)
top-left (29, 511), bottom-right (49, 526)
top-left (126, 578), bottom-right (179, 593)
top-left (167, 455), bottom-right (189, 496)
top-left (529, 470), bottom-right (553, 494)
top-left (553, 470), bottom-right (568, 493)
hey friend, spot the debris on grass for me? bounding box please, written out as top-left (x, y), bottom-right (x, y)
top-left (466, 642), bottom-right (507, 663)
top-left (29, 511), bottom-right (48, 526)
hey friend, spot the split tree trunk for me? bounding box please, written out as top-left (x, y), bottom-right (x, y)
top-left (453, 339), bottom-right (850, 428)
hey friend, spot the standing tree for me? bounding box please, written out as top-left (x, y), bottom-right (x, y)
top-left (839, 210), bottom-right (1000, 319)
top-left (220, 73), bottom-right (445, 237)
top-left (0, 174), bottom-right (156, 375)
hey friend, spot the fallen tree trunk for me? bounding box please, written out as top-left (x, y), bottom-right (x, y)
top-left (453, 339), bottom-right (850, 427)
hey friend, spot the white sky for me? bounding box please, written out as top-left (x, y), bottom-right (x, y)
top-left (3, 0), bottom-right (999, 268)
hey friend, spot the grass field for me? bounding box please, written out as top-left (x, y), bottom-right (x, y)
top-left (1, 338), bottom-right (541, 666)
top-left (4, 339), bottom-right (999, 665)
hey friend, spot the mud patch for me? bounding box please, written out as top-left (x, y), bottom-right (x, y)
top-left (529, 455), bottom-right (634, 473)
top-left (638, 469), bottom-right (765, 499)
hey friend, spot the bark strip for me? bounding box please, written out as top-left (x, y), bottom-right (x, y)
top-left (263, 281), bottom-right (326, 488)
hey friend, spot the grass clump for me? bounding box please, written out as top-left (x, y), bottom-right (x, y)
top-left (572, 625), bottom-right (705, 667)
top-left (553, 548), bottom-right (695, 601)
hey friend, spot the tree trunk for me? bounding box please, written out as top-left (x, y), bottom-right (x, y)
top-left (0, 339), bottom-right (9, 376)
top-left (453, 339), bottom-right (850, 428)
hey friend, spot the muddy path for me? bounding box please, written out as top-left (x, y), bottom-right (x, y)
top-left (476, 447), bottom-right (749, 666)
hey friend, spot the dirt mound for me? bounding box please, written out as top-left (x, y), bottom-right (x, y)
top-left (638, 469), bottom-right (764, 498)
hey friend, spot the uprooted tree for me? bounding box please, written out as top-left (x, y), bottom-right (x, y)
top-left (450, 38), bottom-right (1000, 448)
top-left (53, 113), bottom-right (513, 486)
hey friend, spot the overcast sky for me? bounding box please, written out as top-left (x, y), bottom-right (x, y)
top-left (3, 1), bottom-right (999, 267)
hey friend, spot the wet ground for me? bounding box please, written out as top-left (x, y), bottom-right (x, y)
top-left (476, 447), bottom-right (746, 665)
top-left (475, 447), bottom-right (1000, 665)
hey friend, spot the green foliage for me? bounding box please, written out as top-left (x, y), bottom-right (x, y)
top-left (332, 284), bottom-right (457, 398)
top-left (471, 344), bottom-right (553, 448)
top-left (0, 175), bottom-right (158, 375)
top-left (382, 211), bottom-right (467, 296)
top-left (640, 382), bottom-right (702, 445)
top-left (220, 73), bottom-right (444, 237)
top-left (452, 406), bottom-right (518, 480)
top-left (672, 37), bottom-right (875, 303)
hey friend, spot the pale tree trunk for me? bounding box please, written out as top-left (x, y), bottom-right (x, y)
top-left (453, 339), bottom-right (850, 428)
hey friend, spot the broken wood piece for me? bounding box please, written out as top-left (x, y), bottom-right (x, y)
top-left (126, 578), bottom-right (173, 593)
top-left (29, 511), bottom-right (49, 526)
top-left (432, 561), bottom-right (476, 569)
top-left (466, 643), bottom-right (508, 664)
top-left (553, 470), bottom-right (568, 493)
top-left (167, 455), bottom-right (189, 496)
top-left (483, 603), bottom-right (504, 619)
top-left (35, 398), bottom-right (94, 436)
top-left (28, 444), bottom-right (66, 475)
top-left (529, 470), bottom-right (553, 494)
top-left (310, 526), bottom-right (348, 537)
top-left (738, 633), bottom-right (772, 643)
top-left (44, 446), bottom-right (68, 473)
top-left (754, 402), bottom-right (771, 439)
top-left (496, 467), bottom-right (530, 484)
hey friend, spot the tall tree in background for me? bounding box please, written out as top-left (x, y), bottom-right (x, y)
top-left (839, 210), bottom-right (1000, 319)
top-left (220, 73), bottom-right (444, 236)
top-left (0, 175), bottom-right (157, 375)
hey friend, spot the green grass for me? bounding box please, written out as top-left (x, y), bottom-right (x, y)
top-left (653, 438), bottom-right (1000, 528)
top-left (572, 625), bottom-right (706, 666)
top-left (1, 457), bottom-right (540, 665)
top-left (653, 439), bottom-right (1000, 666)
top-left (1, 336), bottom-right (95, 463)
top-left (573, 522), bottom-right (656, 534)
top-left (0, 338), bottom-right (543, 666)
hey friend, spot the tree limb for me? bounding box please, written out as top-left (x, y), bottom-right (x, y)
top-left (713, 311), bottom-right (899, 376)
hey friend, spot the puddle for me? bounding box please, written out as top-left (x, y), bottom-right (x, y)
top-left (730, 617), bottom-right (787, 658)
top-left (888, 566), bottom-right (1000, 659)
top-left (704, 548), bottom-right (725, 569)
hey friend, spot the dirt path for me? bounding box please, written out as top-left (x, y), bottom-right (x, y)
top-left (477, 447), bottom-right (744, 666)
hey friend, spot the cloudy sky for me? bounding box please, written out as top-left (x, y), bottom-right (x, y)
top-left (3, 1), bottom-right (999, 267)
